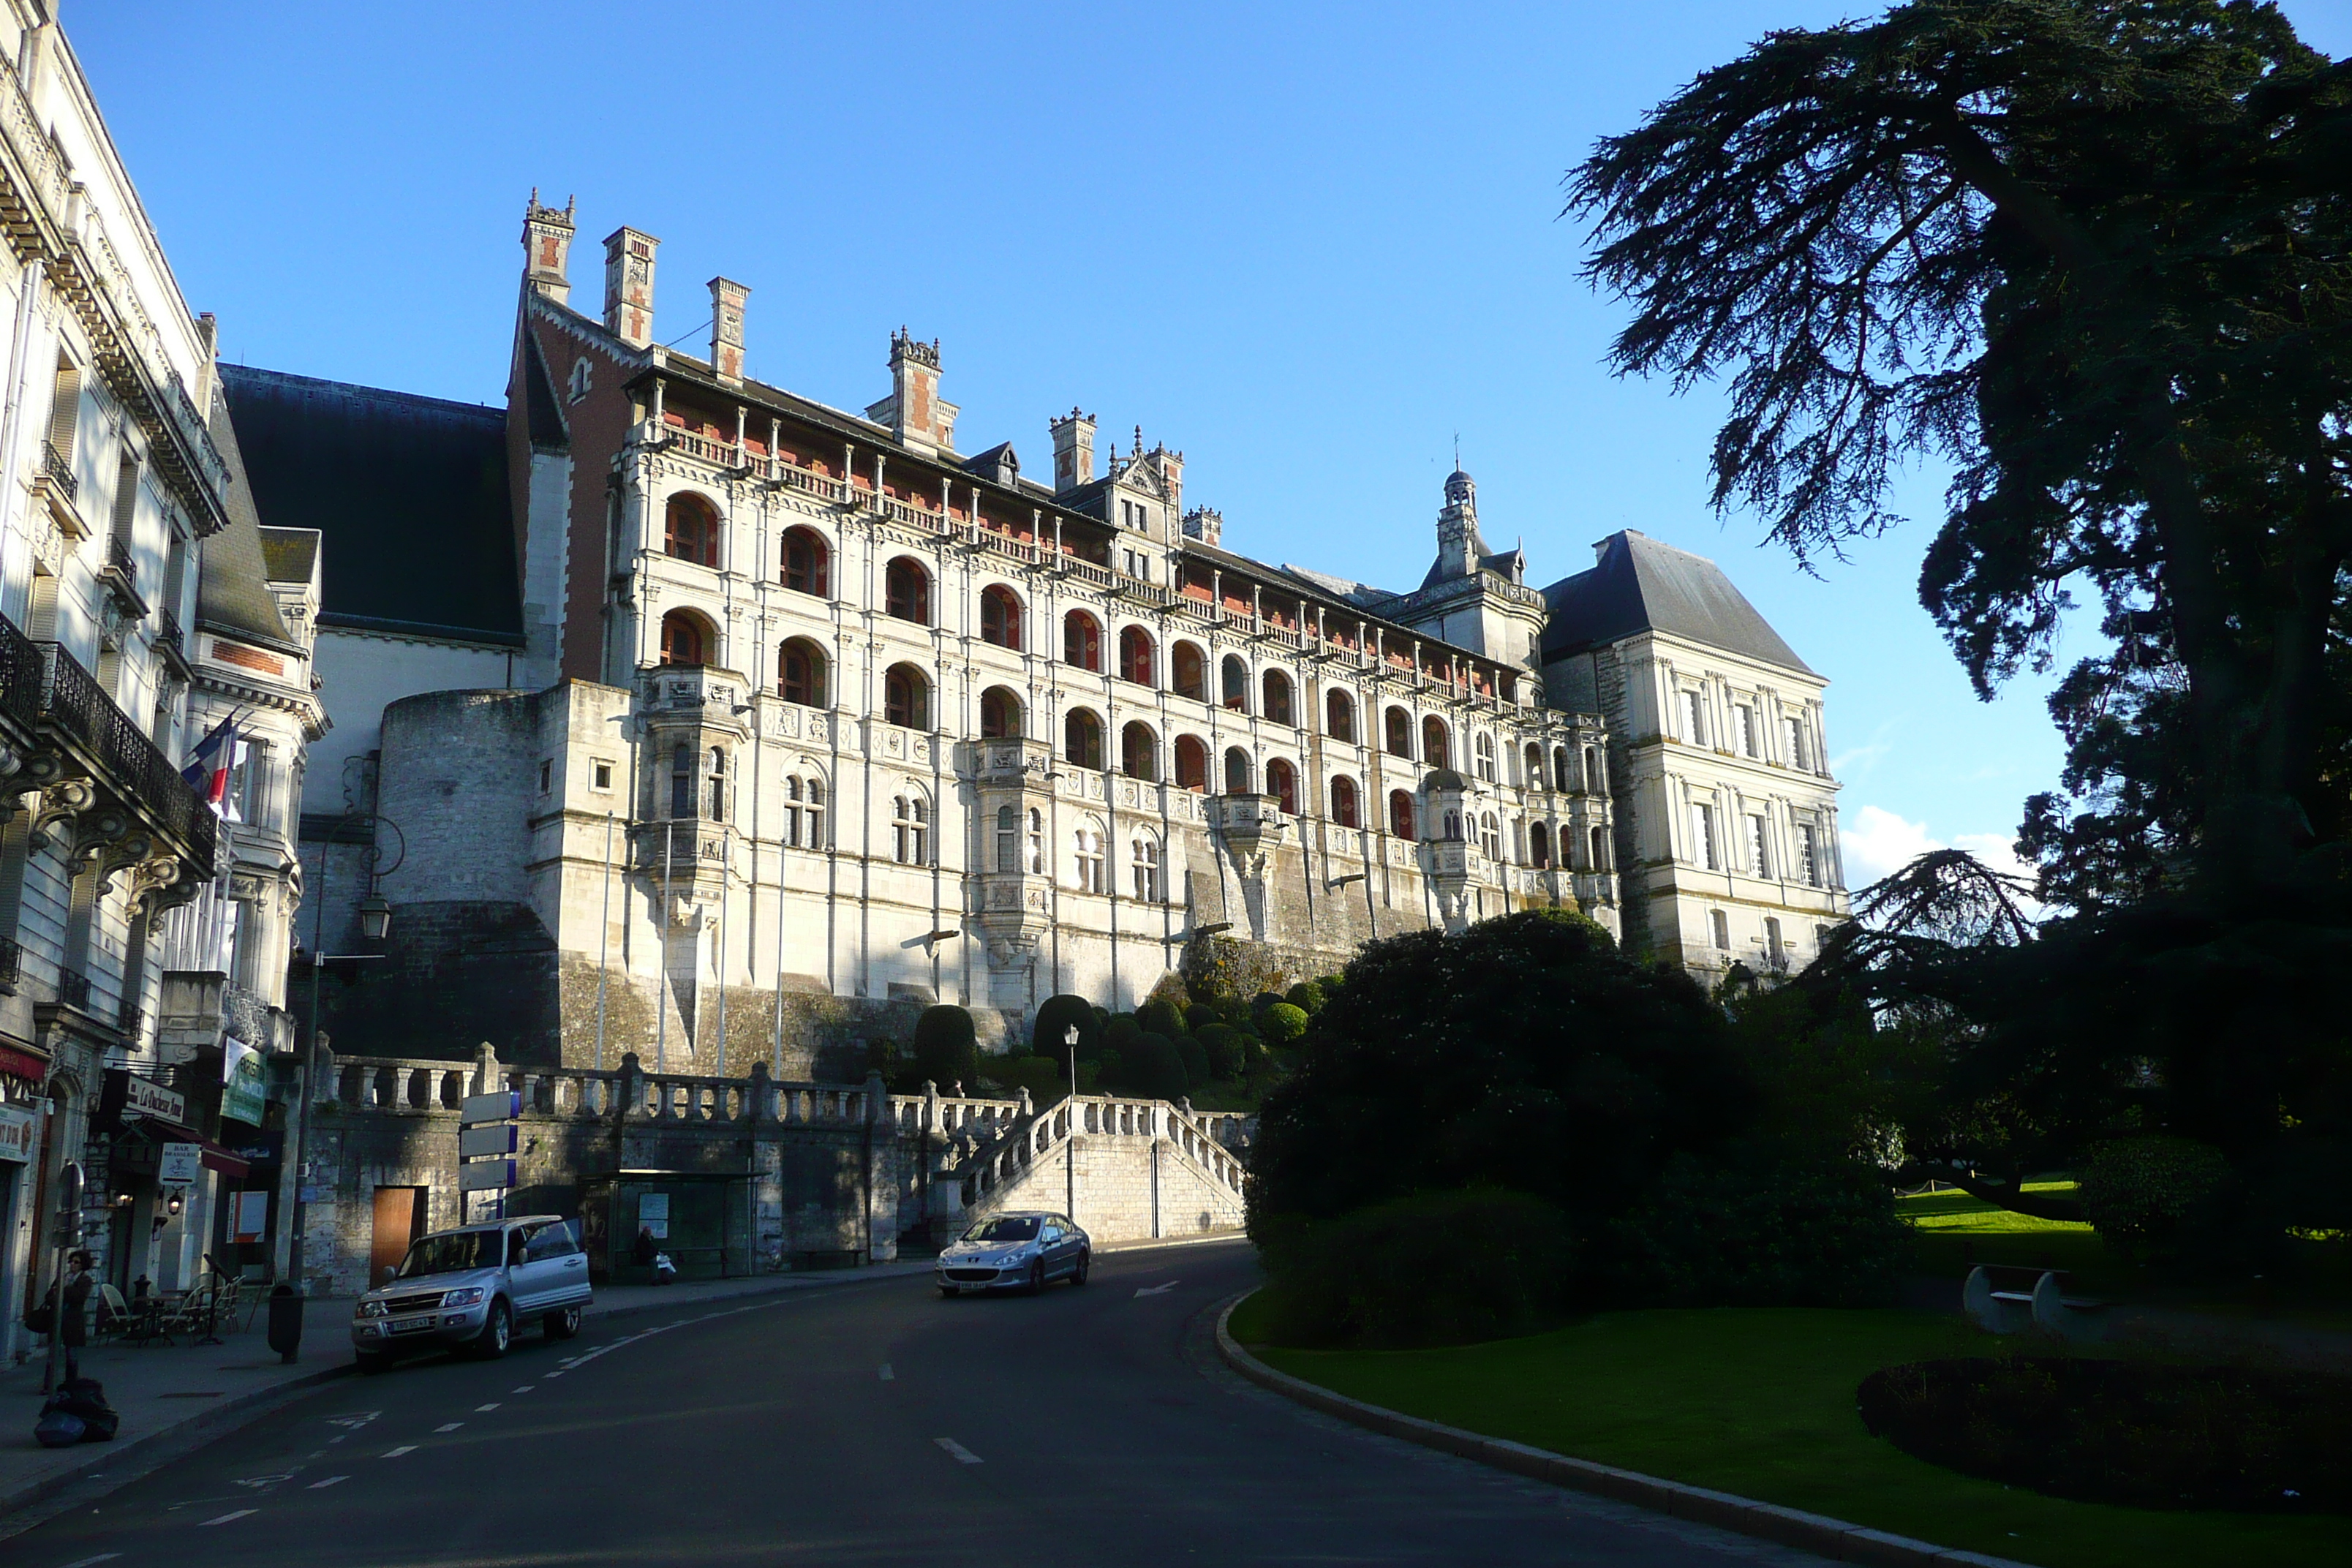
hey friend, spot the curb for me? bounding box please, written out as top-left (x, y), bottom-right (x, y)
top-left (1213, 1296), bottom-right (2032, 1568)
top-left (1100, 1229), bottom-right (1250, 1255)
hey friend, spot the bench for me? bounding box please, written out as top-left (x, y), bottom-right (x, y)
top-left (1963, 1265), bottom-right (2113, 1342)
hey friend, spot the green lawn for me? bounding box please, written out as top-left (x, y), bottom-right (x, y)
top-left (1231, 1298), bottom-right (2351, 1568)
top-left (1897, 1181), bottom-right (2154, 1296)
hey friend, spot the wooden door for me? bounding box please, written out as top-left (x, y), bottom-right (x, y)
top-left (369, 1187), bottom-right (426, 1288)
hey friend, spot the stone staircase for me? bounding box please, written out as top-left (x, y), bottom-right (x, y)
top-left (925, 1093), bottom-right (1254, 1245)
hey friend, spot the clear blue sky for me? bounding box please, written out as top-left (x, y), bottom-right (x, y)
top-left (74, 1), bottom-right (2352, 886)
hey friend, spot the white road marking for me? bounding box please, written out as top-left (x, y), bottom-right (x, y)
top-left (61, 1553), bottom-right (121, 1567)
top-left (199, 1510), bottom-right (256, 1526)
top-left (934, 1438), bottom-right (983, 1465)
top-left (544, 1371), bottom-right (565, 1378)
top-left (511, 1385), bottom-right (533, 1394)
top-left (381, 1445), bottom-right (415, 1458)
top-left (434, 1422), bottom-right (463, 1433)
top-left (325, 1411), bottom-right (380, 1428)
top-left (475, 1402), bottom-right (501, 1411)
top-left (878, 1364), bottom-right (894, 1381)
top-left (327, 1436), bottom-right (345, 1444)
top-left (308, 1476), bottom-right (348, 1490)
top-left (1134, 1280), bottom-right (1180, 1297)
top-left (233, 1473), bottom-right (294, 1489)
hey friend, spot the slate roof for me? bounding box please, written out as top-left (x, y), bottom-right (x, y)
top-left (1541, 530), bottom-right (1812, 675)
top-left (195, 386), bottom-right (295, 647)
top-left (258, 527), bottom-right (318, 584)
top-left (219, 365), bottom-right (523, 645)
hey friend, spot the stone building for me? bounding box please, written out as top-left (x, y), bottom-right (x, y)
top-left (235, 195), bottom-right (1842, 1084)
top-left (0, 8), bottom-right (317, 1360)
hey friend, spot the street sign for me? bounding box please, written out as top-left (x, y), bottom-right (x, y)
top-left (459, 1123), bottom-right (516, 1158)
top-left (158, 1142), bottom-right (202, 1186)
top-left (121, 1074), bottom-right (186, 1126)
top-left (460, 1090), bottom-right (521, 1125)
top-left (0, 1102), bottom-right (33, 1164)
top-left (459, 1159), bottom-right (516, 1193)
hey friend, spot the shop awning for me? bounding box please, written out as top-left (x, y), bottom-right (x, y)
top-left (0, 1041), bottom-right (45, 1083)
top-left (122, 1119), bottom-right (252, 1180)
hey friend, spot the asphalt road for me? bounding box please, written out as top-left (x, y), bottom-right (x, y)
top-left (11, 1240), bottom-right (1828, 1567)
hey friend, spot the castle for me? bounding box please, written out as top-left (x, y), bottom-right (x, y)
top-left (229, 197), bottom-right (1848, 1078)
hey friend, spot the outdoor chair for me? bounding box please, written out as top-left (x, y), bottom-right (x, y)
top-left (94, 1282), bottom-right (132, 1343)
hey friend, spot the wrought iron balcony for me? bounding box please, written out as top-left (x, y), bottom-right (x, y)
top-left (58, 968), bottom-right (91, 1011)
top-left (0, 936), bottom-right (20, 995)
top-left (39, 441), bottom-right (77, 505)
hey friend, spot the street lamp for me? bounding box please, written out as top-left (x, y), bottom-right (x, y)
top-left (356, 894), bottom-right (392, 942)
top-left (1064, 1024), bottom-right (1080, 1223)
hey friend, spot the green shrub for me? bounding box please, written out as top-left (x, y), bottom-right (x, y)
top-left (1104, 1013), bottom-right (1142, 1052)
top-left (1286, 981), bottom-right (1327, 1016)
top-left (1177, 1036), bottom-right (1210, 1088)
top-left (1251, 990), bottom-right (1286, 1021)
top-left (1139, 999), bottom-right (1185, 1039)
top-left (1262, 1002), bottom-right (1309, 1046)
top-left (989, 1055), bottom-right (1065, 1102)
top-left (2079, 1135), bottom-right (2233, 1263)
top-left (1314, 973), bottom-right (1344, 996)
top-left (1199, 1022), bottom-right (1247, 1079)
top-left (912, 1006), bottom-right (980, 1091)
top-left (1125, 1033), bottom-right (1188, 1100)
top-left (1603, 1153), bottom-right (1907, 1307)
top-left (1094, 1049), bottom-right (1124, 1088)
top-left (1033, 995), bottom-right (1098, 1058)
top-left (1185, 1000), bottom-right (1225, 1035)
top-left (1256, 1188), bottom-right (1574, 1349)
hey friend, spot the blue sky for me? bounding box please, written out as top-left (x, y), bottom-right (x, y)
top-left (75, 1), bottom-right (2352, 886)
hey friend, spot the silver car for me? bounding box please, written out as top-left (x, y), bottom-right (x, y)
top-left (351, 1214), bottom-right (592, 1370)
top-left (935, 1211), bottom-right (1090, 1295)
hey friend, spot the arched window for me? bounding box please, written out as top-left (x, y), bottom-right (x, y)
top-left (1223, 746), bottom-right (1253, 794)
top-left (1474, 733), bottom-right (1496, 783)
top-left (1590, 825), bottom-right (1609, 871)
top-left (1118, 625), bottom-right (1155, 685)
top-left (885, 557), bottom-right (931, 624)
top-left (1480, 813), bottom-right (1499, 860)
top-left (1262, 670), bottom-right (1294, 725)
top-left (778, 638), bottom-right (827, 706)
top-left (1064, 707), bottom-right (1104, 769)
top-left (1266, 758), bottom-right (1298, 815)
top-left (1171, 641), bottom-right (1206, 701)
top-left (1174, 735), bottom-right (1209, 792)
top-left (1063, 611), bottom-right (1101, 671)
top-left (658, 608), bottom-right (710, 667)
top-left (1221, 655), bottom-right (1249, 712)
top-left (1326, 689), bottom-right (1356, 742)
top-left (1530, 822), bottom-right (1551, 868)
top-left (1330, 774), bottom-right (1360, 829)
top-left (1422, 716), bottom-right (1450, 770)
top-left (979, 584), bottom-right (1023, 649)
top-left (1583, 745), bottom-right (1601, 794)
top-left (1131, 837), bottom-right (1161, 902)
top-left (707, 748), bottom-right (728, 821)
top-left (669, 742), bottom-right (693, 816)
top-left (995, 804), bottom-right (1019, 873)
top-left (783, 773), bottom-right (826, 848)
top-left (782, 526), bottom-right (829, 595)
top-left (663, 492), bottom-right (719, 567)
top-left (884, 663), bottom-right (930, 729)
top-left (1072, 825), bottom-right (1106, 893)
top-left (1385, 706), bottom-right (1413, 757)
top-left (1525, 744), bottom-right (1545, 790)
top-left (979, 686), bottom-right (1023, 739)
top-left (1389, 788), bottom-right (1415, 840)
top-left (1444, 809), bottom-right (1463, 843)
top-left (806, 778), bottom-right (826, 847)
top-left (892, 795), bottom-right (929, 864)
top-left (1120, 720), bottom-right (1158, 782)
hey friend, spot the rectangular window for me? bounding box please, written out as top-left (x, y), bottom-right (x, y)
top-left (538, 760), bottom-right (553, 794)
top-left (1746, 814), bottom-right (1768, 877)
top-left (1681, 689), bottom-right (1705, 747)
top-left (1784, 715), bottom-right (1807, 771)
top-left (1733, 704), bottom-right (1757, 758)
top-left (592, 761), bottom-right (614, 792)
top-left (1692, 802), bottom-right (1719, 870)
top-left (1797, 823), bottom-right (1820, 887)
top-left (1710, 909), bottom-right (1730, 949)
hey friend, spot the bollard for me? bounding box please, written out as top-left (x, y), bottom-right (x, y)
top-left (265, 1282), bottom-right (304, 1364)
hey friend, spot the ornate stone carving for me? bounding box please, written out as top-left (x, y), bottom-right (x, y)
top-left (26, 778), bottom-right (97, 855)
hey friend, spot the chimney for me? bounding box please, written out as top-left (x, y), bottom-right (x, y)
top-left (1049, 408), bottom-right (1096, 493)
top-left (708, 276), bottom-right (749, 386)
top-left (522, 189), bottom-right (576, 305)
top-left (1182, 506), bottom-right (1222, 548)
top-left (864, 328), bottom-right (957, 453)
top-left (603, 226), bottom-right (659, 348)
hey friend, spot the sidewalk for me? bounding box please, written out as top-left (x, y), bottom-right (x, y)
top-left (1, 1260), bottom-right (935, 1522)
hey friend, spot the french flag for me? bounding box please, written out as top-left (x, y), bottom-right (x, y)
top-left (181, 718), bottom-right (237, 807)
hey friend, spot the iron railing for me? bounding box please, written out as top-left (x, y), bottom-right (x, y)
top-left (0, 936), bottom-right (20, 995)
top-left (39, 441), bottom-right (76, 505)
top-left (58, 968), bottom-right (91, 1011)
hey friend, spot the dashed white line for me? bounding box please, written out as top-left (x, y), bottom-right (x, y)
top-left (326, 1435), bottom-right (346, 1444)
top-left (199, 1509), bottom-right (256, 1527)
top-left (475, 1402), bottom-right (502, 1411)
top-left (434, 1422), bottom-right (464, 1433)
top-left (307, 1476), bottom-right (349, 1490)
top-left (878, 1364), bottom-right (894, 1382)
top-left (934, 1437), bottom-right (983, 1465)
top-left (61, 1554), bottom-right (121, 1567)
top-left (381, 1445), bottom-right (416, 1458)
top-left (511, 1385), bottom-right (534, 1394)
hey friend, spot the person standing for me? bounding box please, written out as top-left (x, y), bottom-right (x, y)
top-left (58, 1250), bottom-right (94, 1382)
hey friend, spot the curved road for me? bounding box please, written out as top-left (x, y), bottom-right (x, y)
top-left (14, 1240), bottom-right (1827, 1567)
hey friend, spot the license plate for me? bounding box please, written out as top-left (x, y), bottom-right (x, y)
top-left (957, 1284), bottom-right (987, 1294)
top-left (388, 1315), bottom-right (437, 1334)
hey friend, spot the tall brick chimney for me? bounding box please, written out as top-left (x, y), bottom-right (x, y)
top-left (603, 227), bottom-right (659, 348)
top-left (522, 189), bottom-right (576, 305)
top-left (708, 277), bottom-right (749, 386)
top-left (864, 328), bottom-right (958, 453)
top-left (1049, 408), bottom-right (1096, 493)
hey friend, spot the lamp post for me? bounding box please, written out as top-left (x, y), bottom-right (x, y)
top-left (1064, 1024), bottom-right (1079, 1223)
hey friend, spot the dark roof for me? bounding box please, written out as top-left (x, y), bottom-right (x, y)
top-left (219, 365), bottom-right (522, 645)
top-left (258, 527), bottom-right (318, 584)
top-left (195, 386), bottom-right (294, 646)
top-left (1541, 530), bottom-right (1812, 674)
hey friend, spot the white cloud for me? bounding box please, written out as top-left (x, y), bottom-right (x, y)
top-left (1841, 805), bottom-right (2035, 891)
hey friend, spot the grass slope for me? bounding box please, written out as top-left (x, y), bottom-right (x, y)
top-left (1235, 1302), bottom-right (2351, 1568)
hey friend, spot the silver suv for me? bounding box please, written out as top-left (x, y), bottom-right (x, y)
top-left (351, 1214), bottom-right (591, 1370)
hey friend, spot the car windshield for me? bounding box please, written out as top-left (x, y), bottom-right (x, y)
top-left (396, 1231), bottom-right (501, 1278)
top-left (963, 1217), bottom-right (1041, 1243)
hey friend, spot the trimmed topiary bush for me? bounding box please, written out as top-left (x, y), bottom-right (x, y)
top-left (1125, 1032), bottom-right (1188, 1101)
top-left (2080, 1135), bottom-right (2234, 1263)
top-left (912, 1005), bottom-right (980, 1091)
top-left (1185, 1000), bottom-right (1225, 1035)
top-left (1286, 980), bottom-right (1327, 1016)
top-left (1139, 998), bottom-right (1186, 1040)
top-left (1602, 1153), bottom-right (1908, 1307)
top-left (990, 1055), bottom-right (1065, 1102)
top-left (1177, 1035), bottom-right (1210, 1088)
top-left (1033, 995), bottom-right (1098, 1058)
top-left (1255, 1188), bottom-right (1575, 1349)
top-left (1199, 1022), bottom-right (1247, 1079)
top-left (1262, 1002), bottom-right (1310, 1046)
top-left (1104, 1013), bottom-right (1142, 1053)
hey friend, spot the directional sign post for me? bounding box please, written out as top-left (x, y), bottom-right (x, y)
top-left (458, 1090), bottom-right (521, 1221)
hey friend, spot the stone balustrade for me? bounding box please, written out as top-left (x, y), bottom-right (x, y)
top-left (324, 1049), bottom-right (888, 1128)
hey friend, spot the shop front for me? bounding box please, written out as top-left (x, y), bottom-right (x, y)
top-left (94, 1068), bottom-right (252, 1298)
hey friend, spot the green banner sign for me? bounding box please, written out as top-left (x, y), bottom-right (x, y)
top-left (222, 1038), bottom-right (266, 1128)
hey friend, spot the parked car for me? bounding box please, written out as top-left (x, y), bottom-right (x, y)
top-left (352, 1215), bottom-right (591, 1370)
top-left (935, 1211), bottom-right (1090, 1295)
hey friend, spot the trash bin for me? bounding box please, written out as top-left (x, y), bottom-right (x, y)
top-left (265, 1283), bottom-right (304, 1364)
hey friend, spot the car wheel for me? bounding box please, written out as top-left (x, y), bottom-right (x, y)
top-left (544, 1304), bottom-right (582, 1341)
top-left (1027, 1261), bottom-right (1045, 1295)
top-left (1071, 1248), bottom-right (1090, 1287)
top-left (354, 1349), bottom-right (393, 1375)
top-left (938, 1284), bottom-right (959, 1299)
top-left (475, 1298), bottom-right (512, 1359)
